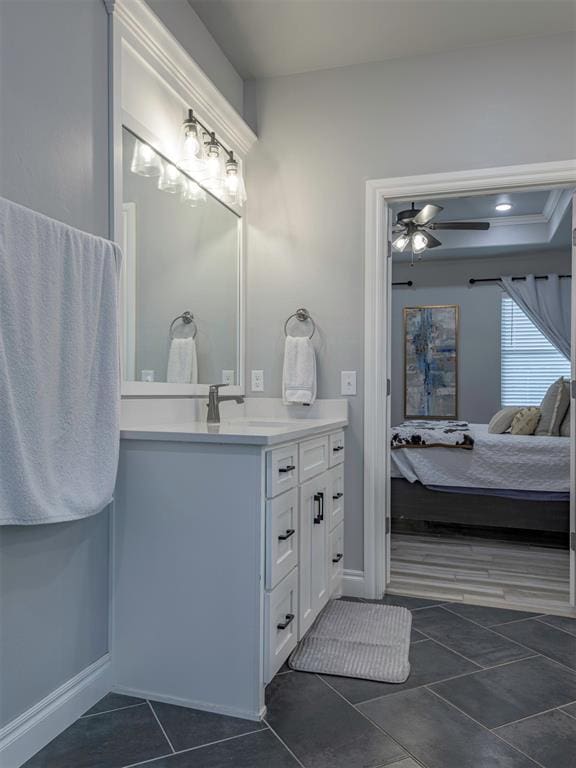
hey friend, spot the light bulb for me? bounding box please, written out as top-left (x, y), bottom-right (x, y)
top-left (158, 161), bottom-right (184, 193)
top-left (393, 234), bottom-right (410, 252)
top-left (495, 202), bottom-right (512, 212)
top-left (181, 110), bottom-right (203, 172)
top-left (412, 232), bottom-right (428, 253)
top-left (130, 139), bottom-right (161, 177)
top-left (183, 129), bottom-right (200, 159)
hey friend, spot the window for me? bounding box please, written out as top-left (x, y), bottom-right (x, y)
top-left (501, 294), bottom-right (570, 406)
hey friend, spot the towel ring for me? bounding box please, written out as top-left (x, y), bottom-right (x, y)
top-left (169, 310), bottom-right (197, 340)
top-left (284, 308), bottom-right (316, 339)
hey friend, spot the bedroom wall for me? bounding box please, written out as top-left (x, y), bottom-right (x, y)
top-left (245, 32), bottom-right (576, 573)
top-left (390, 250), bottom-right (573, 426)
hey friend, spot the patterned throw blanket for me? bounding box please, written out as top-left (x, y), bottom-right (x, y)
top-left (391, 421), bottom-right (474, 450)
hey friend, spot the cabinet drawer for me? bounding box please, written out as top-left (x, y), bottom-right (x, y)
top-left (328, 466), bottom-right (344, 531)
top-left (299, 436), bottom-right (329, 483)
top-left (266, 444), bottom-right (299, 498)
top-left (329, 523), bottom-right (344, 597)
top-left (329, 431), bottom-right (345, 467)
top-left (266, 489), bottom-right (299, 590)
top-left (264, 568), bottom-right (298, 683)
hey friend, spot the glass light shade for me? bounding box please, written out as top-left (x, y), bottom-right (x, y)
top-left (158, 161), bottom-right (184, 194)
top-left (393, 234), bottom-right (410, 252)
top-left (130, 139), bottom-right (161, 177)
top-left (412, 232), bottom-right (428, 253)
top-left (181, 178), bottom-right (206, 207)
top-left (223, 157), bottom-right (247, 206)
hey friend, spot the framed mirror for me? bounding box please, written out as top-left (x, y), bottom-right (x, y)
top-left (120, 126), bottom-right (243, 396)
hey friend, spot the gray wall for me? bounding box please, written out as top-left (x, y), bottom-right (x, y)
top-left (146, 0), bottom-right (244, 115)
top-left (122, 131), bottom-right (239, 384)
top-left (245, 33), bottom-right (576, 572)
top-left (391, 251), bottom-right (572, 426)
top-left (0, 0), bottom-right (111, 727)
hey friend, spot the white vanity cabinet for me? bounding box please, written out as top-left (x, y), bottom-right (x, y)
top-left (113, 416), bottom-right (346, 723)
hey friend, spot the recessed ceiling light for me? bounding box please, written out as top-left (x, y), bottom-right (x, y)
top-left (495, 202), bottom-right (512, 212)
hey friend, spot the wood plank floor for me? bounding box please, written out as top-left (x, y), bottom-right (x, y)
top-left (389, 534), bottom-right (574, 616)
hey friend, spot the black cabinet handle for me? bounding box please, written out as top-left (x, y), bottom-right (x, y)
top-left (279, 464), bottom-right (296, 474)
top-left (332, 553), bottom-right (343, 564)
top-left (333, 492), bottom-right (343, 500)
top-left (277, 613), bottom-right (295, 631)
top-left (313, 492), bottom-right (324, 524)
top-left (278, 528), bottom-right (295, 541)
top-left (332, 445), bottom-right (344, 453)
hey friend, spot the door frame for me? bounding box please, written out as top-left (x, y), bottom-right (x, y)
top-left (363, 159), bottom-right (576, 601)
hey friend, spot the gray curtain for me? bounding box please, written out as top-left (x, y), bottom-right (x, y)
top-left (500, 273), bottom-right (571, 359)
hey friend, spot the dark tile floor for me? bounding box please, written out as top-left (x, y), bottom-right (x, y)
top-left (24, 597), bottom-right (576, 768)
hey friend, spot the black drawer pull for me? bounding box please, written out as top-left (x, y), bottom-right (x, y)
top-left (278, 528), bottom-right (295, 541)
top-left (313, 492), bottom-right (324, 524)
top-left (277, 613), bottom-right (295, 630)
top-left (332, 553), bottom-right (343, 564)
top-left (279, 464), bottom-right (296, 474)
top-left (332, 445), bottom-right (344, 453)
top-left (332, 492), bottom-right (343, 500)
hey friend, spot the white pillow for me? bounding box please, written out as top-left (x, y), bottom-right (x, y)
top-left (535, 377), bottom-right (570, 436)
top-left (488, 406), bottom-right (525, 434)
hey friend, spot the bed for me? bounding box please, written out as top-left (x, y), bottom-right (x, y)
top-left (391, 424), bottom-right (570, 536)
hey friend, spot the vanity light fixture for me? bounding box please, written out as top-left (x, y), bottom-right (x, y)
top-left (495, 202), bottom-right (513, 212)
top-left (130, 138), bottom-right (162, 177)
top-left (181, 178), bottom-right (206, 207)
top-left (223, 153), bottom-right (247, 205)
top-left (181, 109), bottom-right (203, 170)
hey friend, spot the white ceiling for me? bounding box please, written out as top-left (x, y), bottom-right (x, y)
top-left (189, 0), bottom-right (575, 79)
top-left (391, 187), bottom-right (574, 261)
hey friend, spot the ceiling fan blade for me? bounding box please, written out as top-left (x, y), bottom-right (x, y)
top-left (412, 204), bottom-right (443, 226)
top-left (424, 232), bottom-right (442, 248)
top-left (430, 221), bottom-right (490, 231)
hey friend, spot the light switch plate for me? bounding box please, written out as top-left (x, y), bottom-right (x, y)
top-left (251, 369), bottom-right (264, 392)
top-left (222, 370), bottom-right (235, 385)
top-left (341, 370), bottom-right (357, 396)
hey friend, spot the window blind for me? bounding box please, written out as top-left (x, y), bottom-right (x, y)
top-left (501, 294), bottom-right (571, 406)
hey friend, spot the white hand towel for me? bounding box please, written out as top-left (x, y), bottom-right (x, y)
top-left (0, 196), bottom-right (121, 525)
top-left (283, 336), bottom-right (317, 405)
top-left (167, 337), bottom-right (198, 384)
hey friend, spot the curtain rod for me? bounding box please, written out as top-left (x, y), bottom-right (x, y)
top-left (469, 274), bottom-right (571, 285)
top-left (392, 280), bottom-right (413, 287)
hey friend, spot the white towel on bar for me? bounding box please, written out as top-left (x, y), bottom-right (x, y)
top-left (167, 337), bottom-right (198, 384)
top-left (0, 196), bottom-right (122, 525)
top-left (283, 336), bottom-right (317, 405)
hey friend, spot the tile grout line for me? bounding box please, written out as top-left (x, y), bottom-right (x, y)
top-left (425, 686), bottom-right (547, 768)
top-left (263, 718), bottom-right (307, 768)
top-left (146, 700), bottom-right (176, 754)
top-left (535, 616), bottom-right (576, 638)
top-left (491, 702), bottom-right (576, 731)
top-left (441, 604), bottom-right (547, 628)
top-left (80, 702), bottom-right (147, 719)
top-left (484, 624), bottom-right (576, 675)
top-left (316, 674), bottom-right (422, 768)
top-left (348, 653), bottom-right (542, 708)
top-left (120, 727), bottom-right (269, 768)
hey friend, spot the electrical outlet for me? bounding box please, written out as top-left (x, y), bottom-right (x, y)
top-left (341, 370), bottom-right (357, 396)
top-left (251, 369), bottom-right (264, 392)
top-left (222, 370), bottom-right (235, 385)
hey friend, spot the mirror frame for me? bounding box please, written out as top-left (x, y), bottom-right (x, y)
top-left (119, 117), bottom-right (244, 396)
top-left (109, 0), bottom-right (256, 397)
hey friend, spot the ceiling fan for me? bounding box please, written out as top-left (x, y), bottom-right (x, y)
top-left (393, 203), bottom-right (490, 259)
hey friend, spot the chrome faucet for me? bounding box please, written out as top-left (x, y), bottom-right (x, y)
top-left (207, 384), bottom-right (244, 424)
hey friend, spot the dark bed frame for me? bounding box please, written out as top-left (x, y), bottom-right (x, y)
top-left (391, 478), bottom-right (570, 546)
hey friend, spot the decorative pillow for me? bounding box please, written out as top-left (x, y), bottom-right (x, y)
top-left (535, 377), bottom-right (570, 436)
top-left (488, 406), bottom-right (526, 434)
top-left (510, 407), bottom-right (541, 435)
top-left (560, 405), bottom-right (571, 437)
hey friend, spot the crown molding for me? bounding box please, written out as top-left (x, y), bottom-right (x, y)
top-left (113, 0), bottom-right (257, 156)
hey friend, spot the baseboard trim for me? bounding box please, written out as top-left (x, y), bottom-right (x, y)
top-left (0, 654), bottom-right (112, 768)
top-left (112, 685), bottom-right (264, 722)
top-left (343, 569), bottom-right (366, 599)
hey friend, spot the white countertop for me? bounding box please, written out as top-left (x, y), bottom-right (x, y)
top-left (120, 416), bottom-right (348, 446)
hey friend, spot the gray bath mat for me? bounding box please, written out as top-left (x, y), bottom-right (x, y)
top-left (289, 599), bottom-right (412, 683)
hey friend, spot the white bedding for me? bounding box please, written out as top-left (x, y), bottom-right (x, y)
top-left (391, 424), bottom-right (570, 494)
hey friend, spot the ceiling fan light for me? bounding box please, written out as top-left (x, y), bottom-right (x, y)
top-left (393, 234), bottom-right (410, 252)
top-left (412, 232), bottom-right (428, 253)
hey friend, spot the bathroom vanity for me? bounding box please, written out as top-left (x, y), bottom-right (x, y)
top-left (112, 399), bottom-right (347, 720)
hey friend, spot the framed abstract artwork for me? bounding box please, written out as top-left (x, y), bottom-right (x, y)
top-left (404, 305), bottom-right (459, 419)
